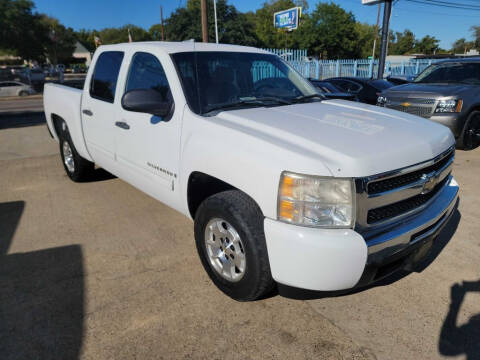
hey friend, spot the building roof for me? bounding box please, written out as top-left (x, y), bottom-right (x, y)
top-left (74, 41), bottom-right (90, 54)
top-left (96, 41), bottom-right (269, 55)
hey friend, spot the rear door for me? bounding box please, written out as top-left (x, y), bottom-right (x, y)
top-left (81, 51), bottom-right (124, 169)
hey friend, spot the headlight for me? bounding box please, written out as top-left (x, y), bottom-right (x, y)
top-left (377, 96), bottom-right (387, 107)
top-left (278, 172), bottom-right (355, 228)
top-left (435, 99), bottom-right (463, 113)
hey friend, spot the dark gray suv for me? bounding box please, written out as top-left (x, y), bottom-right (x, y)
top-left (378, 58), bottom-right (480, 149)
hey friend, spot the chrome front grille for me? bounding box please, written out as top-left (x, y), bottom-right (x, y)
top-left (355, 146), bottom-right (455, 232)
top-left (366, 175), bottom-right (449, 224)
top-left (385, 98), bottom-right (436, 118)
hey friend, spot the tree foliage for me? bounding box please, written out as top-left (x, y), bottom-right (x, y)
top-left (391, 30), bottom-right (415, 55)
top-left (0, 0), bottom-right (76, 62)
top-left (414, 35), bottom-right (440, 55)
top-left (2, 0), bottom-right (474, 63)
top-left (163, 0), bottom-right (258, 46)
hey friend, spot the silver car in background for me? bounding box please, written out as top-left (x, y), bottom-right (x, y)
top-left (0, 81), bottom-right (35, 97)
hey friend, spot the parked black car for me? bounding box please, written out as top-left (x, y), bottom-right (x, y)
top-left (322, 77), bottom-right (395, 105)
top-left (308, 78), bottom-right (358, 101)
top-left (378, 58), bottom-right (480, 150)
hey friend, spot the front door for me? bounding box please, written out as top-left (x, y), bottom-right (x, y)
top-left (115, 51), bottom-right (182, 208)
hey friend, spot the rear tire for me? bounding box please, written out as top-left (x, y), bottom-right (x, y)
top-left (458, 110), bottom-right (480, 150)
top-left (19, 91), bottom-right (28, 96)
top-left (59, 129), bottom-right (94, 182)
top-left (194, 190), bottom-right (275, 301)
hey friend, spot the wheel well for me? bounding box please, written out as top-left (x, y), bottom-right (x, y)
top-left (187, 172), bottom-right (236, 219)
top-left (51, 113), bottom-right (65, 138)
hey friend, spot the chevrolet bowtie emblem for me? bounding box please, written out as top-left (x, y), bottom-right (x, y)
top-left (421, 172), bottom-right (437, 194)
top-left (401, 102), bottom-right (411, 107)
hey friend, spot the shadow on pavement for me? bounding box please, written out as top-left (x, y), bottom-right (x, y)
top-left (0, 112), bottom-right (45, 130)
top-left (439, 281), bottom-right (480, 360)
top-left (0, 201), bottom-right (84, 360)
top-left (278, 205), bottom-right (461, 301)
top-left (0, 201), bottom-right (25, 254)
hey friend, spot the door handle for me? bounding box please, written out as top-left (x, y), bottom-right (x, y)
top-left (82, 109), bottom-right (93, 116)
top-left (115, 121), bottom-right (130, 130)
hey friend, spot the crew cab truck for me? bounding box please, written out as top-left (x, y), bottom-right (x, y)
top-left (44, 42), bottom-right (459, 301)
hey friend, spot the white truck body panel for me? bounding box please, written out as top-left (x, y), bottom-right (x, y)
top-left (43, 42), bottom-right (459, 292)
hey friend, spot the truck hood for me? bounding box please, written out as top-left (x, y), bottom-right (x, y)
top-left (214, 100), bottom-right (454, 177)
top-left (383, 83), bottom-right (472, 98)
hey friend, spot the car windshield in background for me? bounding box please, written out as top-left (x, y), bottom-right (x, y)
top-left (414, 62), bottom-right (480, 85)
top-left (172, 51), bottom-right (318, 115)
top-left (369, 79), bottom-right (394, 90)
top-left (311, 81), bottom-right (339, 93)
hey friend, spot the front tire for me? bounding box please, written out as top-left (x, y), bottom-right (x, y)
top-left (59, 133), bottom-right (94, 182)
top-left (458, 110), bottom-right (480, 150)
top-left (194, 190), bottom-right (275, 301)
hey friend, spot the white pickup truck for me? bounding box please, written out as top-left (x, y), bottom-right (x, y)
top-left (44, 42), bottom-right (459, 301)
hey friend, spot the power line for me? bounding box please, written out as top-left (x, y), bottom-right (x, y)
top-left (404, 0), bottom-right (480, 11)
top-left (421, 0), bottom-right (480, 9)
top-left (394, 6), bottom-right (480, 17)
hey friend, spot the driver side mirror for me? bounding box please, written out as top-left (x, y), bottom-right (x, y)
top-left (121, 89), bottom-right (172, 118)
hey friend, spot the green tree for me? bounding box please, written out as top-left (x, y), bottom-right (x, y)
top-left (451, 38), bottom-right (474, 54)
top-left (354, 22), bottom-right (378, 59)
top-left (162, 0), bottom-right (259, 45)
top-left (74, 29), bottom-right (96, 52)
top-left (97, 24), bottom-right (152, 44)
top-left (40, 15), bottom-right (76, 64)
top-left (471, 26), bottom-right (480, 49)
top-left (300, 2), bottom-right (359, 58)
top-left (414, 35), bottom-right (440, 55)
top-left (391, 29), bottom-right (415, 55)
top-left (254, 0), bottom-right (300, 49)
top-left (0, 0), bottom-right (48, 61)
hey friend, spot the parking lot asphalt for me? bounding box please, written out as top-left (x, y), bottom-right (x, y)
top-left (1, 100), bottom-right (479, 360)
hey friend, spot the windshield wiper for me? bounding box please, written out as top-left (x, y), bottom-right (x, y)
top-left (291, 94), bottom-right (325, 103)
top-left (203, 97), bottom-right (291, 114)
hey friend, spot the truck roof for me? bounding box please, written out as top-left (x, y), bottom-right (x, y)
top-left (436, 57), bottom-right (480, 64)
top-left (96, 41), bottom-right (269, 55)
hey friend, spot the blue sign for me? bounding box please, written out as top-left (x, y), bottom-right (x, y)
top-left (273, 7), bottom-right (301, 30)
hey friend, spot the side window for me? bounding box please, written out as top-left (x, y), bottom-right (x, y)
top-left (125, 52), bottom-right (172, 101)
top-left (90, 51), bottom-right (124, 103)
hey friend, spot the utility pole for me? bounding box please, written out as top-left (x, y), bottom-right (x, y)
top-left (371, 3), bottom-right (381, 62)
top-left (377, 0), bottom-right (392, 79)
top-left (160, 6), bottom-right (165, 41)
top-left (201, 0), bottom-right (208, 43)
top-left (213, 0), bottom-right (219, 44)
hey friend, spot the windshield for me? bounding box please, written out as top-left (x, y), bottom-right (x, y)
top-left (369, 79), bottom-right (394, 90)
top-left (414, 62), bottom-right (480, 85)
top-left (171, 51), bottom-right (318, 115)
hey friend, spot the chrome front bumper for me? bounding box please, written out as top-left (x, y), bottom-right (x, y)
top-left (359, 176), bottom-right (459, 284)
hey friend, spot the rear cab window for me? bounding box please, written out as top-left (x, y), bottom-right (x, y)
top-left (90, 51), bottom-right (124, 103)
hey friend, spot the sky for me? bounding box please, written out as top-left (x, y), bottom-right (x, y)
top-left (32, 0), bottom-right (479, 49)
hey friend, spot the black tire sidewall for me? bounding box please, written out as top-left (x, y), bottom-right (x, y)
top-left (194, 192), bottom-right (272, 301)
top-left (459, 111), bottom-right (480, 150)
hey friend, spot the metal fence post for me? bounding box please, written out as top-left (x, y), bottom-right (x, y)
top-left (335, 60), bottom-right (340, 77)
top-left (415, 61), bottom-right (420, 75)
top-left (401, 61), bottom-right (405, 76)
top-left (368, 59), bottom-right (373, 78)
top-left (353, 60), bottom-right (358, 77)
top-left (315, 60), bottom-right (320, 79)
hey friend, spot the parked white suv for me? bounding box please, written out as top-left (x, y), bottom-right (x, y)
top-left (43, 42), bottom-right (459, 301)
